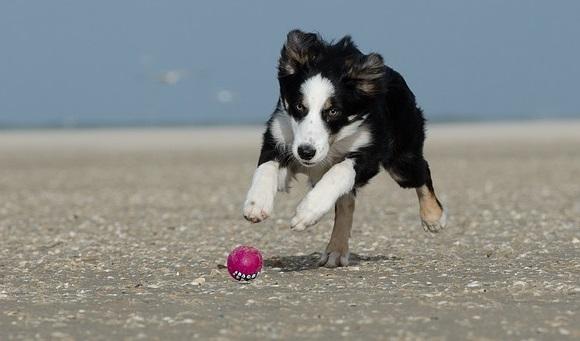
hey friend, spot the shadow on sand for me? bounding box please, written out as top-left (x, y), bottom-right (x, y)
top-left (264, 252), bottom-right (401, 272)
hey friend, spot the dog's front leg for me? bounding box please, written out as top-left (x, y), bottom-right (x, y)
top-left (243, 160), bottom-right (279, 223)
top-left (291, 159), bottom-right (356, 230)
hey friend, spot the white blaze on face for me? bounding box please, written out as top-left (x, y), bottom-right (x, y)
top-left (292, 74), bottom-right (334, 165)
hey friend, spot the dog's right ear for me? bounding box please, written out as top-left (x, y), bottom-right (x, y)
top-left (344, 53), bottom-right (386, 96)
top-left (278, 30), bottom-right (323, 77)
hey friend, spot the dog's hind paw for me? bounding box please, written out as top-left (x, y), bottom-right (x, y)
top-left (318, 251), bottom-right (349, 268)
top-left (421, 207), bottom-right (447, 233)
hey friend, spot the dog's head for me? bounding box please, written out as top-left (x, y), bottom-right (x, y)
top-left (277, 30), bottom-right (386, 166)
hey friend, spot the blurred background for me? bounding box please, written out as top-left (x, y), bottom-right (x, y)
top-left (1, 0), bottom-right (579, 128)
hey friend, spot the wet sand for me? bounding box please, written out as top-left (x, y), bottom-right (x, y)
top-left (1, 121), bottom-right (579, 340)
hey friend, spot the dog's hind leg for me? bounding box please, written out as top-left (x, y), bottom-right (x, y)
top-left (319, 192), bottom-right (355, 267)
top-left (415, 163), bottom-right (446, 232)
top-left (386, 156), bottom-right (446, 232)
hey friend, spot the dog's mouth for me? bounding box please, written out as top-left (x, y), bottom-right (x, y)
top-left (293, 154), bottom-right (318, 167)
top-left (299, 160), bottom-right (316, 167)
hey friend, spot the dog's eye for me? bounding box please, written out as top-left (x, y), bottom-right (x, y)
top-left (295, 103), bottom-right (305, 112)
top-left (328, 108), bottom-right (341, 117)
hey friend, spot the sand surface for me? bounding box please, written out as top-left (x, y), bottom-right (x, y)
top-left (1, 121), bottom-right (579, 340)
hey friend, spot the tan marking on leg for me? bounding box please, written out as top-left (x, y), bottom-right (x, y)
top-left (319, 193), bottom-right (355, 267)
top-left (416, 185), bottom-right (446, 232)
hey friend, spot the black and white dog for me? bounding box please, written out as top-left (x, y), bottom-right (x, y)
top-left (243, 30), bottom-right (446, 267)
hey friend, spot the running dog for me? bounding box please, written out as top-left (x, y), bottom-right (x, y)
top-left (243, 30), bottom-right (446, 267)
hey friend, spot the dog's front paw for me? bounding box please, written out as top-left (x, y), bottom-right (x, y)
top-left (319, 250), bottom-right (349, 268)
top-left (421, 207), bottom-right (447, 233)
top-left (243, 191), bottom-right (274, 223)
top-left (290, 198), bottom-right (326, 231)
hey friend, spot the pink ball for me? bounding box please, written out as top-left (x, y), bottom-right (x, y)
top-left (227, 246), bottom-right (263, 281)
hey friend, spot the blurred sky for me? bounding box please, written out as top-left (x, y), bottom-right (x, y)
top-left (1, 1), bottom-right (579, 127)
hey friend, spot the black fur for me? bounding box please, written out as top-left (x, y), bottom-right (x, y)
top-left (259, 30), bottom-right (434, 193)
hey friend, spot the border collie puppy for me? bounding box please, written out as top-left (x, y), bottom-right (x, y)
top-left (243, 30), bottom-right (446, 267)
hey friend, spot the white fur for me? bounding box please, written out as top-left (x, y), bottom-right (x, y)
top-left (270, 111), bottom-right (294, 147)
top-left (292, 74), bottom-right (335, 165)
top-left (279, 119), bottom-right (371, 187)
top-left (271, 93), bottom-right (371, 173)
top-left (291, 158), bottom-right (356, 230)
top-left (304, 122), bottom-right (372, 186)
top-left (329, 121), bottom-right (372, 160)
top-left (243, 161), bottom-right (279, 223)
top-left (301, 74), bottom-right (335, 110)
top-left (334, 119), bottom-right (364, 141)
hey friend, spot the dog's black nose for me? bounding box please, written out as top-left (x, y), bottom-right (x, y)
top-left (297, 144), bottom-right (316, 160)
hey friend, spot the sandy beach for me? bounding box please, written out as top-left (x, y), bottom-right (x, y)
top-left (1, 120), bottom-right (579, 340)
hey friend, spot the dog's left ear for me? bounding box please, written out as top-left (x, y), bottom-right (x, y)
top-left (345, 53), bottom-right (386, 96)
